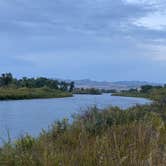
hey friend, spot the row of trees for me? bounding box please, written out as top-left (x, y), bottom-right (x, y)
top-left (74, 88), bottom-right (102, 95)
top-left (121, 85), bottom-right (164, 94)
top-left (0, 73), bottom-right (75, 92)
top-left (140, 85), bottom-right (163, 93)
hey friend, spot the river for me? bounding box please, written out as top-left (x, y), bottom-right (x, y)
top-left (0, 94), bottom-right (151, 143)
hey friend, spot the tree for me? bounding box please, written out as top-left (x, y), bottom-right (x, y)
top-left (0, 73), bottom-right (13, 87)
top-left (140, 85), bottom-right (153, 93)
top-left (69, 81), bottom-right (75, 92)
top-left (60, 81), bottom-right (68, 91)
top-left (0, 73), bottom-right (72, 92)
top-left (129, 88), bottom-right (138, 93)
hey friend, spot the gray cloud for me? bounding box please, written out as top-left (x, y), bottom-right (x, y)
top-left (0, 0), bottom-right (166, 81)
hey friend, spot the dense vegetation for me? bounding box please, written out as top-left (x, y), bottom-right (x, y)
top-left (74, 88), bottom-right (102, 95)
top-left (73, 88), bottom-right (117, 95)
top-left (0, 87), bottom-right (72, 100)
top-left (101, 89), bottom-right (117, 93)
top-left (0, 73), bottom-right (74, 92)
top-left (0, 73), bottom-right (74, 100)
top-left (113, 85), bottom-right (166, 101)
top-left (0, 100), bottom-right (166, 165)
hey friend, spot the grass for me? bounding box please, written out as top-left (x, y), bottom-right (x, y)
top-left (0, 87), bottom-right (72, 100)
top-left (0, 102), bottom-right (166, 165)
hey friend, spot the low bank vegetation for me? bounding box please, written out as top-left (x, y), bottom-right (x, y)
top-left (113, 84), bottom-right (166, 101)
top-left (0, 73), bottom-right (74, 100)
top-left (0, 87), bottom-right (72, 100)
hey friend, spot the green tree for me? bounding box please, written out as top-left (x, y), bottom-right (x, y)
top-left (140, 85), bottom-right (153, 93)
top-left (0, 73), bottom-right (13, 87)
top-left (69, 81), bottom-right (75, 92)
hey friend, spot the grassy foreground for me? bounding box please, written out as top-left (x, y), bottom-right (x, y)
top-left (0, 101), bottom-right (166, 165)
top-left (0, 87), bottom-right (72, 100)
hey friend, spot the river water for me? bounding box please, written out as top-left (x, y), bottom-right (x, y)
top-left (0, 94), bottom-right (151, 143)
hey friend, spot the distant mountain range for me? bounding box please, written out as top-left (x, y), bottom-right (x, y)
top-left (72, 79), bottom-right (162, 90)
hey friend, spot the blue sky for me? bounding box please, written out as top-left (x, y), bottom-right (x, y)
top-left (0, 0), bottom-right (166, 82)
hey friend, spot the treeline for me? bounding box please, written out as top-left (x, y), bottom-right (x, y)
top-left (114, 84), bottom-right (166, 101)
top-left (101, 89), bottom-right (117, 93)
top-left (121, 85), bottom-right (163, 93)
top-left (0, 73), bottom-right (75, 92)
top-left (74, 88), bottom-right (117, 95)
top-left (74, 88), bottom-right (102, 95)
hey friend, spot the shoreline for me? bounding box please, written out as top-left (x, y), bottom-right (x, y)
top-left (0, 87), bottom-right (73, 101)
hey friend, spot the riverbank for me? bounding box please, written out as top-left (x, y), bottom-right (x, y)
top-left (112, 92), bottom-right (153, 100)
top-left (0, 101), bottom-right (165, 165)
top-left (0, 87), bottom-right (72, 100)
top-left (113, 86), bottom-right (166, 101)
top-left (73, 88), bottom-right (102, 95)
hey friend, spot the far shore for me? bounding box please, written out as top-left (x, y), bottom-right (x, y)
top-left (0, 87), bottom-right (73, 101)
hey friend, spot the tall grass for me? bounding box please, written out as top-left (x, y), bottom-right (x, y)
top-left (0, 103), bottom-right (166, 165)
top-left (0, 87), bottom-right (72, 100)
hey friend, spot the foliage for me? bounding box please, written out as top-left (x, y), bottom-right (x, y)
top-left (74, 88), bottom-right (102, 95)
top-left (100, 89), bottom-right (117, 93)
top-left (113, 84), bottom-right (166, 101)
top-left (0, 73), bottom-right (74, 100)
top-left (0, 73), bottom-right (13, 87)
top-left (0, 87), bottom-right (72, 100)
top-left (0, 73), bottom-right (75, 93)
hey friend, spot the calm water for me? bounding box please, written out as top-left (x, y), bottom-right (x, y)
top-left (0, 94), bottom-right (151, 143)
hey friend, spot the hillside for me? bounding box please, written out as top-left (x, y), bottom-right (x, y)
top-left (73, 79), bottom-right (161, 90)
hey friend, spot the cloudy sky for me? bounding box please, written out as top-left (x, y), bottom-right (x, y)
top-left (0, 0), bottom-right (166, 82)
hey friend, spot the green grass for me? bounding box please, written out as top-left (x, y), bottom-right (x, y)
top-left (0, 102), bottom-right (166, 165)
top-left (0, 87), bottom-right (72, 100)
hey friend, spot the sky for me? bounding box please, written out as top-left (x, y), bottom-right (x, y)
top-left (0, 0), bottom-right (166, 82)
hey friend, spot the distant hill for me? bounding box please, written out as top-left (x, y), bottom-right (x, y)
top-left (73, 79), bottom-right (161, 90)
